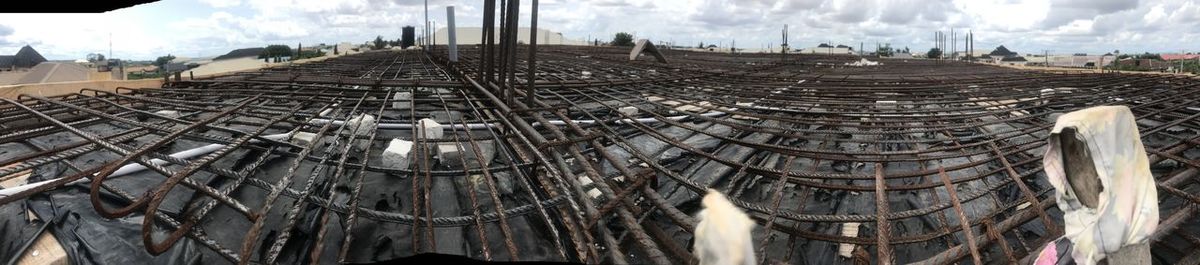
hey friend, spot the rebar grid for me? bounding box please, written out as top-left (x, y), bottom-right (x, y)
top-left (0, 44), bottom-right (1198, 264)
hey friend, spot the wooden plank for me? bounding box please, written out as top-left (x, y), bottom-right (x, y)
top-left (1, 164), bottom-right (68, 265)
top-left (15, 231), bottom-right (68, 265)
top-left (0, 163), bottom-right (32, 189)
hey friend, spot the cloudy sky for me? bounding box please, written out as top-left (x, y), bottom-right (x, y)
top-left (1, 0), bottom-right (1198, 60)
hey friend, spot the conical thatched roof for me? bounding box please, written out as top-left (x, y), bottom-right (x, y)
top-left (3, 45), bottom-right (47, 68)
top-left (988, 45), bottom-right (1016, 57)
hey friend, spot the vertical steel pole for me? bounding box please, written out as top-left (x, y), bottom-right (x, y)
top-left (424, 0), bottom-right (429, 49)
top-left (497, 0), bottom-right (508, 98)
top-left (481, 0), bottom-right (495, 84)
top-left (446, 6), bottom-right (458, 63)
top-left (504, 0), bottom-right (520, 106)
top-left (526, 0), bottom-right (539, 106)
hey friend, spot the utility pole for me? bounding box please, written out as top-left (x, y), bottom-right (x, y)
top-left (1181, 49), bottom-right (1185, 74)
top-left (1044, 50), bottom-right (1051, 68)
top-left (781, 24), bottom-right (788, 55)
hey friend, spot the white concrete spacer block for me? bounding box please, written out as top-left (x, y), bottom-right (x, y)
top-left (838, 222), bottom-right (861, 258)
top-left (291, 132), bottom-right (320, 146)
top-left (436, 142), bottom-right (459, 163)
top-left (435, 140), bottom-right (496, 169)
top-left (346, 114), bottom-right (377, 151)
top-left (347, 114), bottom-right (377, 135)
top-left (578, 176), bottom-right (602, 199)
top-left (382, 138), bottom-right (414, 169)
top-left (617, 106), bottom-right (638, 116)
top-left (392, 92), bottom-right (412, 109)
top-left (417, 118), bottom-right (444, 139)
top-left (155, 110), bottom-right (182, 118)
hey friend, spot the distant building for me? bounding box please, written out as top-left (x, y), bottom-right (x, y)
top-left (402, 26), bottom-right (416, 48)
top-left (0, 45), bottom-right (48, 70)
top-left (988, 45), bottom-right (1018, 58)
top-left (336, 42), bottom-right (355, 55)
top-left (431, 27), bottom-right (587, 45)
top-left (1162, 54), bottom-right (1200, 61)
top-left (999, 56), bottom-right (1028, 66)
top-left (954, 49), bottom-right (989, 61)
top-left (1113, 58), bottom-right (1171, 71)
top-left (798, 47), bottom-right (854, 55)
top-left (1043, 55), bottom-right (1117, 68)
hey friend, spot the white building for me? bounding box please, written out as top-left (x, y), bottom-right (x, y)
top-left (1045, 55), bottom-right (1117, 68)
top-left (336, 42), bottom-right (357, 54)
top-left (999, 56), bottom-right (1029, 66)
top-left (953, 49), bottom-right (990, 60)
top-left (431, 27), bottom-right (588, 46)
top-left (798, 47), bottom-right (854, 55)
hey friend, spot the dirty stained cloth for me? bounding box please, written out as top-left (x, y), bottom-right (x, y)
top-left (1040, 105), bottom-right (1158, 265)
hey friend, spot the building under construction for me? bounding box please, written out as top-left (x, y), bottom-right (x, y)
top-left (2, 8), bottom-right (1200, 265)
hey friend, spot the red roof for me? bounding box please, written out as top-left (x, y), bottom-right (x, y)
top-left (1161, 54), bottom-right (1200, 60)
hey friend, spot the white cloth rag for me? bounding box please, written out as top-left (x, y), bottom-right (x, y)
top-left (1042, 105), bottom-right (1158, 265)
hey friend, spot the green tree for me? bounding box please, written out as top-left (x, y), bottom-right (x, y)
top-left (876, 43), bottom-right (894, 57)
top-left (86, 53), bottom-right (106, 62)
top-left (374, 36), bottom-right (385, 50)
top-left (259, 45), bottom-right (293, 59)
top-left (926, 48), bottom-right (942, 59)
top-left (297, 50), bottom-right (326, 58)
top-left (612, 32), bottom-right (634, 47)
top-left (154, 54), bottom-right (176, 67)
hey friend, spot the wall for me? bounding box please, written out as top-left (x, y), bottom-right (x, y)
top-left (0, 79), bottom-right (162, 99)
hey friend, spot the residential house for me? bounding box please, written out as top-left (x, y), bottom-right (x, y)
top-left (1000, 56), bottom-right (1029, 66)
top-left (0, 45), bottom-right (47, 70)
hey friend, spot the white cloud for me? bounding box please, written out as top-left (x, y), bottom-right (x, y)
top-left (199, 0), bottom-right (241, 8)
top-left (0, 0), bottom-right (1197, 60)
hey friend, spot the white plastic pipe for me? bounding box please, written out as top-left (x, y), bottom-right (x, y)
top-left (0, 133), bottom-right (291, 198)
